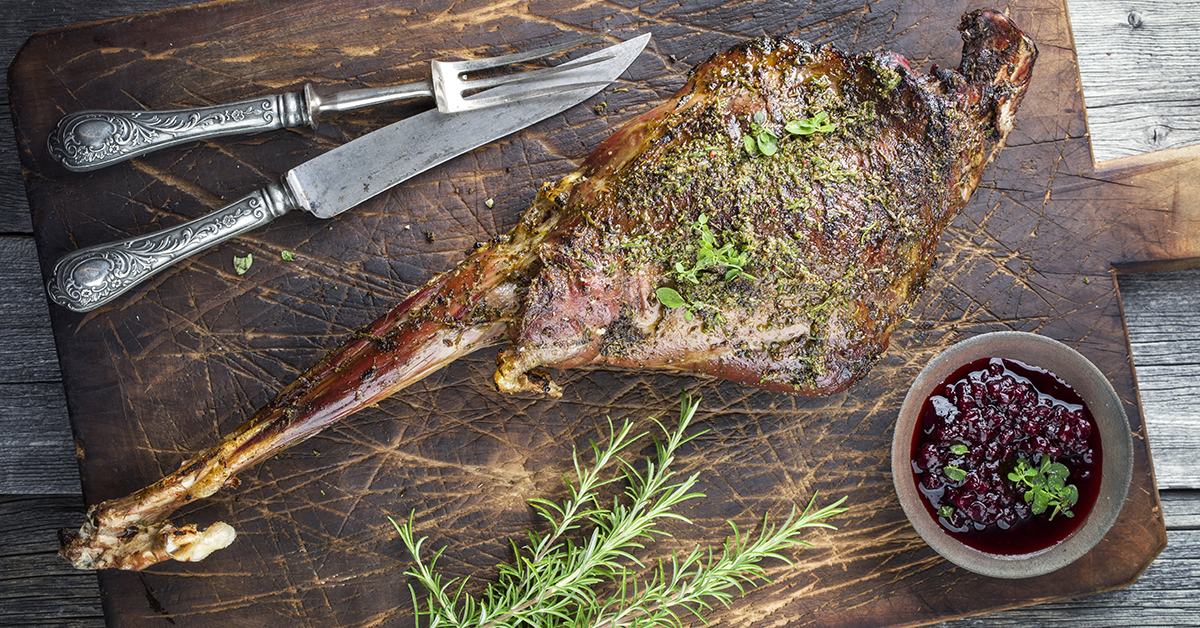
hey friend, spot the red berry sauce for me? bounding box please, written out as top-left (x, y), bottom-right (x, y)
top-left (909, 357), bottom-right (1102, 555)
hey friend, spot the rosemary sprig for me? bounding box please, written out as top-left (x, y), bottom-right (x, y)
top-left (392, 394), bottom-right (848, 627)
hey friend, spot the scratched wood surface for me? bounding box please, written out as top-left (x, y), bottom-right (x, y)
top-left (9, 0), bottom-right (1200, 625)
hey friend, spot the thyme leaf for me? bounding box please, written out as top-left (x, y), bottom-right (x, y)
top-left (943, 465), bottom-right (967, 482)
top-left (654, 287), bottom-right (695, 321)
top-left (233, 253), bottom-right (253, 275)
top-left (654, 287), bottom-right (687, 309)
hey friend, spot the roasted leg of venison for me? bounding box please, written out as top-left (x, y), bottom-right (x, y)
top-left (61, 9), bottom-right (1036, 570)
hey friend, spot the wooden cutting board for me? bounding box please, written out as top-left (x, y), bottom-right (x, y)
top-left (10, 0), bottom-right (1194, 625)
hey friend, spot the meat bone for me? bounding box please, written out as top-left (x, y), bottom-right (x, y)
top-left (60, 9), bottom-right (1037, 571)
top-left (61, 211), bottom-right (550, 569)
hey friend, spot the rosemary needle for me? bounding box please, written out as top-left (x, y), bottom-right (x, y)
top-left (392, 393), bottom-right (849, 627)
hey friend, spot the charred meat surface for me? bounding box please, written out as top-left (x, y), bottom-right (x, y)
top-left (61, 9), bottom-right (1036, 570)
top-left (497, 9), bottom-right (1036, 396)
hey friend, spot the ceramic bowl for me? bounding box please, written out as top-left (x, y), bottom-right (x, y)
top-left (891, 331), bottom-right (1134, 579)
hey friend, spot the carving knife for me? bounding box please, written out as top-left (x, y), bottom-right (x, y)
top-left (47, 33), bottom-right (650, 313)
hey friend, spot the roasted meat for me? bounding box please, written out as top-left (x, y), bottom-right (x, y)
top-left (61, 9), bottom-right (1036, 570)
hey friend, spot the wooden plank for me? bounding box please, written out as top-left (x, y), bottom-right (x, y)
top-left (0, 496), bottom-right (104, 628)
top-left (1065, 0), bottom-right (1200, 161)
top-left (1118, 267), bottom-right (1200, 489)
top-left (0, 0), bottom-right (208, 234)
top-left (0, 383), bottom-right (79, 495)
top-left (0, 236), bottom-right (77, 494)
top-left (936, 527), bottom-right (1200, 628)
top-left (0, 237), bottom-right (64, 383)
top-left (1160, 490), bottom-right (1200, 528)
top-left (3, 0), bottom-right (1172, 625)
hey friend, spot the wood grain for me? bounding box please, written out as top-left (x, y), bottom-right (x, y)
top-left (0, 238), bottom-right (66, 383)
top-left (1066, 0), bottom-right (1200, 162)
top-left (0, 496), bottom-right (103, 628)
top-left (0, 237), bottom-right (82, 495)
top-left (1117, 267), bottom-right (1200, 488)
top-left (0, 382), bottom-right (79, 495)
top-left (4, 0), bottom-right (1195, 624)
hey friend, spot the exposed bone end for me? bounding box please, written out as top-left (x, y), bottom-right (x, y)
top-left (493, 350), bottom-right (564, 397)
top-left (60, 513), bottom-right (236, 571)
top-left (164, 521), bottom-right (237, 562)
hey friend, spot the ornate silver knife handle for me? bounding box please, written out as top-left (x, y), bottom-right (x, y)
top-left (48, 81), bottom-right (434, 172)
top-left (47, 183), bottom-right (297, 312)
top-left (48, 92), bottom-right (310, 172)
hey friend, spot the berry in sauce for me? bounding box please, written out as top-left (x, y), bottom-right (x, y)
top-left (910, 357), bottom-right (1102, 555)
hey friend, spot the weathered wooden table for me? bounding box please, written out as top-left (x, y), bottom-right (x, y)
top-left (2, 1), bottom-right (1198, 626)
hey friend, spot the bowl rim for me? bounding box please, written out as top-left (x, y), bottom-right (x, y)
top-left (891, 331), bottom-right (1134, 579)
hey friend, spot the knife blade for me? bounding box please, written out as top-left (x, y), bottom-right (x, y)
top-left (47, 33), bottom-right (650, 313)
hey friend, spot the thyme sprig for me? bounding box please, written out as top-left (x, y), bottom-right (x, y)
top-left (655, 214), bottom-right (757, 321)
top-left (393, 395), bottom-right (848, 627)
top-left (743, 110), bottom-right (778, 157)
top-left (1008, 456), bottom-right (1079, 521)
top-left (745, 110), bottom-right (836, 158)
top-left (784, 111), bottom-right (835, 136)
top-left (675, 214), bottom-right (756, 284)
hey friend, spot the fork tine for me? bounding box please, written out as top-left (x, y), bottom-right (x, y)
top-left (451, 82), bottom-right (610, 112)
top-left (459, 54), bottom-right (611, 93)
top-left (446, 31), bottom-right (607, 74)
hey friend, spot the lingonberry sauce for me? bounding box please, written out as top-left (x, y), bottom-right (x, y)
top-left (910, 357), bottom-right (1102, 555)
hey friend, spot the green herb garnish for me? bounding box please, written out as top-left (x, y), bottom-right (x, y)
top-left (949, 444), bottom-right (969, 456)
top-left (943, 465), bottom-right (967, 482)
top-left (392, 395), bottom-right (849, 627)
top-left (937, 506), bottom-right (954, 519)
top-left (784, 111), bottom-right (835, 136)
top-left (654, 287), bottom-right (722, 322)
top-left (233, 253), bottom-right (253, 275)
top-left (743, 110), bottom-right (778, 157)
top-left (655, 287), bottom-right (692, 320)
top-left (281, 250), bottom-right (295, 261)
top-left (675, 214), bottom-right (756, 284)
top-left (1008, 457), bottom-right (1079, 520)
top-left (656, 214), bottom-right (757, 321)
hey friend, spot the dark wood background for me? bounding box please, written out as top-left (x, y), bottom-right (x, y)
top-left (3, 1), bottom-right (1199, 626)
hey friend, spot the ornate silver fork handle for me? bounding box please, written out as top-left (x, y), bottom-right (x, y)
top-left (47, 183), bottom-right (298, 312)
top-left (48, 81), bottom-right (433, 172)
